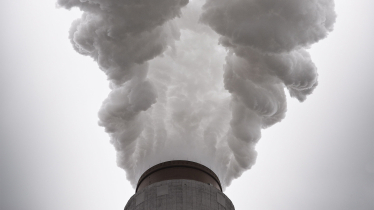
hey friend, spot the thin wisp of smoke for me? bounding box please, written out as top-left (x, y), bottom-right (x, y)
top-left (58, 0), bottom-right (335, 189)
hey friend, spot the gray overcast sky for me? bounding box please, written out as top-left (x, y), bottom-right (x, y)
top-left (0, 0), bottom-right (373, 210)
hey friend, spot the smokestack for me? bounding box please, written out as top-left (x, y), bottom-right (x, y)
top-left (124, 160), bottom-right (234, 210)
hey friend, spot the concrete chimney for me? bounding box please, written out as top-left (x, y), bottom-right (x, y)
top-left (124, 160), bottom-right (235, 210)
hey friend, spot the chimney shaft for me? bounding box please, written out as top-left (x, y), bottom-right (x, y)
top-left (124, 160), bottom-right (235, 210)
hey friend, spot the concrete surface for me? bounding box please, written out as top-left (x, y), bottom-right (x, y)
top-left (124, 179), bottom-right (234, 210)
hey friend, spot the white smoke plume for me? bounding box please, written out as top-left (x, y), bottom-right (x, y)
top-left (58, 0), bottom-right (336, 189)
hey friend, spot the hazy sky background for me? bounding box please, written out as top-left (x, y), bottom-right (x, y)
top-left (0, 0), bottom-right (373, 210)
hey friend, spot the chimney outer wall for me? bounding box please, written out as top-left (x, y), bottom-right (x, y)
top-left (124, 161), bottom-right (235, 210)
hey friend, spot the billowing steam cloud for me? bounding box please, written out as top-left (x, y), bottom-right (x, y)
top-left (57, 0), bottom-right (335, 189)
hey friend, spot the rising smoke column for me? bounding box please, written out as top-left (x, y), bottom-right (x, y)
top-left (200, 0), bottom-right (336, 185)
top-left (57, 0), bottom-right (189, 184)
top-left (58, 0), bottom-right (335, 189)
